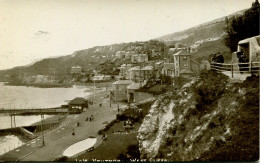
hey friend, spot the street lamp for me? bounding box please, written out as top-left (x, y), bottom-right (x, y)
top-left (41, 110), bottom-right (45, 146)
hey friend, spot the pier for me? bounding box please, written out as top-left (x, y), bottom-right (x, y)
top-left (0, 108), bottom-right (69, 115)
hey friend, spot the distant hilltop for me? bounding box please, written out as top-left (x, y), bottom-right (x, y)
top-left (156, 9), bottom-right (246, 46)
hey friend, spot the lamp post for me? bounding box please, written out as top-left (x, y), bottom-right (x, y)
top-left (93, 80), bottom-right (96, 103)
top-left (41, 110), bottom-right (45, 146)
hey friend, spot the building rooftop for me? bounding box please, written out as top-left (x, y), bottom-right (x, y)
top-left (141, 66), bottom-right (154, 71)
top-left (113, 80), bottom-right (133, 85)
top-left (71, 66), bottom-right (82, 69)
top-left (238, 35), bottom-right (260, 45)
top-left (163, 63), bottom-right (175, 70)
top-left (68, 97), bottom-right (87, 105)
top-left (128, 67), bottom-right (140, 71)
top-left (127, 82), bottom-right (143, 90)
top-left (180, 69), bottom-right (193, 74)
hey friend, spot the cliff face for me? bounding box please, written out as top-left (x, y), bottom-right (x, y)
top-left (138, 93), bottom-right (175, 159)
top-left (138, 78), bottom-right (199, 160)
top-left (138, 73), bottom-right (259, 161)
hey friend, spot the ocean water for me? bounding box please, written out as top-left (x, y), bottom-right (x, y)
top-left (0, 83), bottom-right (91, 109)
top-left (0, 135), bottom-right (24, 155)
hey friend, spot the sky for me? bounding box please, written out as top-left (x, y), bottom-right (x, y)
top-left (0, 0), bottom-right (253, 70)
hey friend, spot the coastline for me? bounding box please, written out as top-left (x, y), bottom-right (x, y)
top-left (4, 80), bottom-right (116, 88)
top-left (4, 82), bottom-right (73, 88)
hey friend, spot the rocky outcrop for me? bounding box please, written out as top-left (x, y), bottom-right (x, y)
top-left (138, 93), bottom-right (175, 159)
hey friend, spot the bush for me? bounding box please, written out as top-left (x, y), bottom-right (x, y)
top-left (172, 76), bottom-right (190, 88)
top-left (126, 144), bottom-right (140, 159)
top-left (53, 156), bottom-right (68, 161)
top-left (160, 74), bottom-right (172, 85)
top-left (97, 119), bottom-right (118, 135)
top-left (147, 85), bottom-right (168, 95)
top-left (192, 70), bottom-right (229, 113)
top-left (117, 153), bottom-right (130, 162)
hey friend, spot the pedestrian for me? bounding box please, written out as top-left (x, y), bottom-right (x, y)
top-left (77, 122), bottom-right (80, 127)
top-left (86, 116), bottom-right (88, 121)
top-left (211, 53), bottom-right (217, 63)
top-left (237, 51), bottom-right (249, 74)
top-left (217, 52), bottom-right (224, 63)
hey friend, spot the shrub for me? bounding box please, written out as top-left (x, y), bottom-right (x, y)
top-left (97, 119), bottom-right (118, 135)
top-left (172, 76), bottom-right (190, 88)
top-left (126, 144), bottom-right (140, 159)
top-left (53, 156), bottom-right (68, 162)
top-left (147, 85), bottom-right (168, 95)
top-left (192, 70), bottom-right (229, 113)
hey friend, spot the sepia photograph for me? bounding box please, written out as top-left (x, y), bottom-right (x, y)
top-left (0, 0), bottom-right (259, 162)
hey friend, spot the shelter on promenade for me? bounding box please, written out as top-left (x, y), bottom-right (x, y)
top-left (68, 97), bottom-right (88, 113)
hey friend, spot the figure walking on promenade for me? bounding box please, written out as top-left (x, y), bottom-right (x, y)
top-left (72, 129), bottom-right (75, 136)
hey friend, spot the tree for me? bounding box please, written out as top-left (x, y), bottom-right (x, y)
top-left (252, 0), bottom-right (260, 8)
top-left (224, 3), bottom-right (259, 52)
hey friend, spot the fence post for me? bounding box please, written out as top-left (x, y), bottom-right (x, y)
top-left (250, 61), bottom-right (253, 75)
top-left (231, 63), bottom-right (233, 78)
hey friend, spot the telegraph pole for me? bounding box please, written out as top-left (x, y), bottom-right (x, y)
top-left (11, 115), bottom-right (13, 128)
top-left (93, 80), bottom-right (96, 103)
top-left (41, 109), bottom-right (45, 146)
top-left (109, 91), bottom-right (111, 107)
top-left (13, 106), bottom-right (16, 127)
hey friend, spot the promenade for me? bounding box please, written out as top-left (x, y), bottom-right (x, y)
top-left (0, 92), bottom-right (120, 161)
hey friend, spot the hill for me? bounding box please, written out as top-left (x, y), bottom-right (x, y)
top-left (157, 9), bottom-right (245, 46)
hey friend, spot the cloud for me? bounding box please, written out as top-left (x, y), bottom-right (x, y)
top-left (31, 30), bottom-right (50, 39)
top-left (34, 30), bottom-right (50, 36)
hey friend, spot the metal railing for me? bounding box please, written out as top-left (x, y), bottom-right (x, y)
top-left (210, 62), bottom-right (260, 78)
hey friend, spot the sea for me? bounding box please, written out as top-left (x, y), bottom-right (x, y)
top-left (0, 83), bottom-right (92, 155)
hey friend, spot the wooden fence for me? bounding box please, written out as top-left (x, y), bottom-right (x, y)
top-left (210, 62), bottom-right (260, 78)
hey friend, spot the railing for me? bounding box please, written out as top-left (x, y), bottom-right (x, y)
top-left (210, 62), bottom-right (260, 78)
